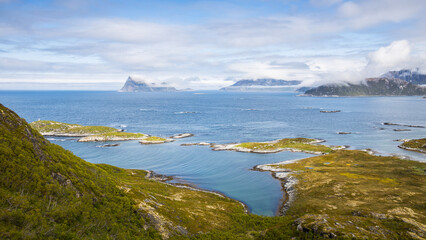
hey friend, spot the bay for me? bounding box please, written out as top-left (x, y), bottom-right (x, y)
top-left (1, 90), bottom-right (425, 216)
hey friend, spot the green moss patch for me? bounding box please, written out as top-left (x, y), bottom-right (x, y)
top-left (236, 138), bottom-right (332, 153)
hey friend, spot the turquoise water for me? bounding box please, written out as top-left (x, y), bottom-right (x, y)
top-left (1, 91), bottom-right (425, 216)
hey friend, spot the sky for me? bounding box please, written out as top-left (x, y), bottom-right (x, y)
top-left (1, 0), bottom-right (426, 90)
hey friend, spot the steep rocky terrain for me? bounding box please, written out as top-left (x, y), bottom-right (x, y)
top-left (305, 78), bottom-right (426, 96)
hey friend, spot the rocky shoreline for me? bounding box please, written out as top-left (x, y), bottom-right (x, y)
top-left (181, 139), bottom-right (348, 154)
top-left (139, 138), bottom-right (175, 144)
top-left (169, 133), bottom-right (194, 139)
top-left (78, 135), bottom-right (147, 142)
top-left (253, 160), bottom-right (301, 215)
top-left (398, 144), bottom-right (426, 154)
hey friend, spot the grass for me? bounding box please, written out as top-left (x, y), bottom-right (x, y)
top-left (400, 138), bottom-right (426, 153)
top-left (269, 150), bottom-right (426, 239)
top-left (30, 120), bottom-right (118, 135)
top-left (98, 165), bottom-right (246, 238)
top-left (236, 138), bottom-right (332, 153)
top-left (143, 136), bottom-right (167, 142)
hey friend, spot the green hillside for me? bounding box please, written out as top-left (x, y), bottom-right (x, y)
top-left (0, 104), bottom-right (258, 239)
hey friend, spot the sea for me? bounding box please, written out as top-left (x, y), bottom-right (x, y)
top-left (1, 91), bottom-right (425, 216)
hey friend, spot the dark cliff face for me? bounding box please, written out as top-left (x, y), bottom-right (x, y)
top-left (119, 77), bottom-right (177, 92)
top-left (382, 69), bottom-right (426, 85)
top-left (305, 78), bottom-right (426, 96)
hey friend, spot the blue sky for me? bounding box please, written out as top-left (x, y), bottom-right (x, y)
top-left (1, 0), bottom-right (426, 90)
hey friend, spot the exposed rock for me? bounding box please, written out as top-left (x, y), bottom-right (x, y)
top-left (383, 122), bottom-right (425, 128)
top-left (169, 133), bottom-right (194, 139)
top-left (97, 143), bottom-right (120, 147)
top-left (320, 110), bottom-right (340, 113)
top-left (139, 139), bottom-right (174, 144)
top-left (181, 142), bottom-right (211, 146)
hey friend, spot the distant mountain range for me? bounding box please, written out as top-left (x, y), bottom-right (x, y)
top-left (305, 77), bottom-right (426, 96)
top-left (119, 77), bottom-right (177, 92)
top-left (381, 69), bottom-right (426, 85)
top-left (220, 78), bottom-right (301, 91)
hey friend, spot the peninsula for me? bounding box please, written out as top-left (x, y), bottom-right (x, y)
top-left (183, 138), bottom-right (343, 154)
top-left (30, 120), bottom-right (172, 143)
top-left (254, 150), bottom-right (426, 239)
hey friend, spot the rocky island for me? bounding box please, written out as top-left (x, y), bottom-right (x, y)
top-left (184, 138), bottom-right (344, 154)
top-left (119, 76), bottom-right (177, 92)
top-left (220, 78), bottom-right (301, 92)
top-left (30, 120), bottom-right (172, 143)
top-left (305, 77), bottom-right (426, 96)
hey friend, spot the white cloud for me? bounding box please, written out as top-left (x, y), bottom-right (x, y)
top-left (1, 0), bottom-right (426, 90)
top-left (367, 40), bottom-right (411, 70)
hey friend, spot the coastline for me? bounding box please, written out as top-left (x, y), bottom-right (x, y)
top-left (252, 158), bottom-right (306, 216)
top-left (145, 170), bottom-right (250, 215)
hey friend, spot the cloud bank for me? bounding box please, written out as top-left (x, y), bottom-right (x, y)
top-left (0, 0), bottom-right (426, 89)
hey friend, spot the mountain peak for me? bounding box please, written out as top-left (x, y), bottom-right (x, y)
top-left (119, 76), bottom-right (177, 92)
top-left (381, 69), bottom-right (426, 85)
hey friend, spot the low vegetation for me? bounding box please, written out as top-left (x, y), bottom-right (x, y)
top-left (30, 120), bottom-right (169, 143)
top-left (30, 120), bottom-right (118, 135)
top-left (143, 136), bottom-right (167, 142)
top-left (4, 104), bottom-right (425, 239)
top-left (266, 150), bottom-right (426, 239)
top-left (0, 104), bottom-right (264, 239)
top-left (236, 138), bottom-right (333, 153)
top-left (399, 138), bottom-right (426, 154)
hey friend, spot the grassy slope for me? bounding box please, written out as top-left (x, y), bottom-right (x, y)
top-left (269, 150), bottom-right (426, 239)
top-left (2, 104), bottom-right (273, 239)
top-left (236, 138), bottom-right (332, 153)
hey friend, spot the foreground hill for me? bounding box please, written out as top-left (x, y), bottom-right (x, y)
top-left (305, 78), bottom-right (426, 96)
top-left (0, 104), bottom-right (252, 239)
top-left (119, 77), bottom-right (177, 92)
top-left (220, 78), bottom-right (301, 91)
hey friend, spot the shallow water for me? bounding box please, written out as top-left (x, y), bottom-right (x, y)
top-left (1, 91), bottom-right (425, 216)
